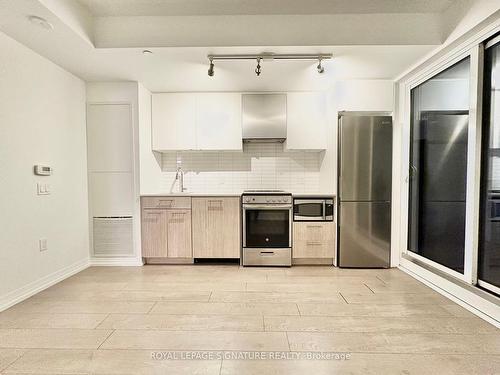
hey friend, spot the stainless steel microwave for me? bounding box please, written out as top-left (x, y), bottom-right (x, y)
top-left (293, 198), bottom-right (334, 221)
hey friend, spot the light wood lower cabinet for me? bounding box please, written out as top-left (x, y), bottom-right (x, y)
top-left (141, 197), bottom-right (193, 260)
top-left (293, 221), bottom-right (335, 259)
top-left (166, 210), bottom-right (192, 258)
top-left (141, 209), bottom-right (168, 257)
top-left (192, 197), bottom-right (241, 258)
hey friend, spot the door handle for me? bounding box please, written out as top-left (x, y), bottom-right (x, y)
top-left (158, 199), bottom-right (174, 207)
top-left (260, 251), bottom-right (275, 256)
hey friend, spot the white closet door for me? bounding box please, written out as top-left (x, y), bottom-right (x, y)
top-left (87, 103), bottom-right (134, 217)
top-left (86, 104), bottom-right (132, 172)
top-left (89, 172), bottom-right (134, 217)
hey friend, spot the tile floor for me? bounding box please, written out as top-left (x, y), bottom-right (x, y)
top-left (0, 265), bottom-right (498, 374)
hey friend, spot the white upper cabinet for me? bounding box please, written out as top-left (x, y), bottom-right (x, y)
top-left (196, 93), bottom-right (242, 150)
top-left (152, 93), bottom-right (197, 151)
top-left (286, 92), bottom-right (328, 150)
top-left (152, 93), bottom-right (242, 151)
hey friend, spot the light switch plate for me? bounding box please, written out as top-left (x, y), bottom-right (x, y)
top-left (39, 238), bottom-right (48, 252)
top-left (37, 183), bottom-right (50, 195)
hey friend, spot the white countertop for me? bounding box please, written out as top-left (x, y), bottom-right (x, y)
top-left (141, 192), bottom-right (335, 197)
top-left (141, 193), bottom-right (242, 197)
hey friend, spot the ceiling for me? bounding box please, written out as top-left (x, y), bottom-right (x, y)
top-left (0, 0), bottom-right (495, 92)
top-left (77, 0), bottom-right (455, 16)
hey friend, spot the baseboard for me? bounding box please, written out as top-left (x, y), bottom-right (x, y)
top-left (145, 257), bottom-right (194, 264)
top-left (89, 256), bottom-right (144, 266)
top-left (399, 259), bottom-right (500, 328)
top-left (0, 258), bottom-right (90, 312)
top-left (293, 258), bottom-right (334, 265)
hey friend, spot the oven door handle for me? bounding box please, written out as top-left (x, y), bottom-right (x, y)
top-left (242, 205), bottom-right (293, 210)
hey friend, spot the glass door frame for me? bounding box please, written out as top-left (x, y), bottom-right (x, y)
top-left (476, 34), bottom-right (500, 295)
top-left (400, 46), bottom-right (483, 284)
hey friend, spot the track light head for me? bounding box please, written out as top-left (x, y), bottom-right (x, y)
top-left (255, 58), bottom-right (262, 76)
top-left (317, 59), bottom-right (325, 74)
top-left (208, 59), bottom-right (215, 77)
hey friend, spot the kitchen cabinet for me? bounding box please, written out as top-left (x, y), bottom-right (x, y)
top-left (192, 197), bottom-right (241, 258)
top-left (293, 221), bottom-right (335, 260)
top-left (141, 209), bottom-right (168, 257)
top-left (196, 93), bottom-right (242, 150)
top-left (141, 197), bottom-right (193, 260)
top-left (286, 92), bottom-right (328, 150)
top-left (166, 210), bottom-right (192, 258)
top-left (152, 93), bottom-right (242, 151)
top-left (152, 93), bottom-right (197, 151)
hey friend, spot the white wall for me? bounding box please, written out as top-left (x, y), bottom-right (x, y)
top-left (0, 32), bottom-right (89, 310)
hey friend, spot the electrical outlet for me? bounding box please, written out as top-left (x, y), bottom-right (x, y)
top-left (39, 238), bottom-right (48, 252)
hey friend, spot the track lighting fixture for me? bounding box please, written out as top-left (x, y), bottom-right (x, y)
top-left (207, 53), bottom-right (332, 76)
top-left (255, 58), bottom-right (262, 76)
top-left (208, 58), bottom-right (215, 77)
top-left (317, 58), bottom-right (325, 74)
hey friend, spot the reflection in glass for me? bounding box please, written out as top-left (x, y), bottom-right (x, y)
top-left (408, 58), bottom-right (470, 273)
top-left (478, 40), bottom-right (500, 292)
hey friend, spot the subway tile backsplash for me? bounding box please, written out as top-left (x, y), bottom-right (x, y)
top-left (160, 143), bottom-right (323, 194)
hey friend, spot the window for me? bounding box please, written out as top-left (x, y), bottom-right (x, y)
top-left (478, 38), bottom-right (500, 294)
top-left (408, 58), bottom-right (471, 274)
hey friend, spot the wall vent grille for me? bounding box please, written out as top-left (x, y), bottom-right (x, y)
top-left (92, 217), bottom-right (134, 257)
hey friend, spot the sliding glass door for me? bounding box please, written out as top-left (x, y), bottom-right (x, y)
top-left (408, 58), bottom-right (470, 274)
top-left (478, 38), bottom-right (500, 294)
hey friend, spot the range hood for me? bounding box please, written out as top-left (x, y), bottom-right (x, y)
top-left (242, 94), bottom-right (287, 142)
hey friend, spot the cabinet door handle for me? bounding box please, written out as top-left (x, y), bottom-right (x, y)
top-left (145, 211), bottom-right (162, 215)
top-left (158, 199), bottom-right (174, 207)
top-left (208, 200), bottom-right (223, 211)
top-left (208, 200), bottom-right (223, 205)
top-left (172, 212), bottom-right (186, 218)
top-left (306, 241), bottom-right (323, 246)
top-left (307, 225), bottom-right (322, 229)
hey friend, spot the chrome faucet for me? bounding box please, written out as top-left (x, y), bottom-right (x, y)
top-left (175, 166), bottom-right (186, 193)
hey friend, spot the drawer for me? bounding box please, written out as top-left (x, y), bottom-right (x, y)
top-left (243, 248), bottom-right (291, 266)
top-left (293, 239), bottom-right (332, 258)
top-left (293, 222), bottom-right (335, 259)
top-left (141, 196), bottom-right (191, 209)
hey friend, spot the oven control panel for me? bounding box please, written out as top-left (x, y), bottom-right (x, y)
top-left (242, 195), bottom-right (292, 204)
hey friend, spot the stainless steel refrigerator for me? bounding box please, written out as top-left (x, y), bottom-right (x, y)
top-left (338, 112), bottom-right (392, 268)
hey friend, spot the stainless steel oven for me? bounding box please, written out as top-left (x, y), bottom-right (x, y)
top-left (293, 197), bottom-right (334, 221)
top-left (242, 192), bottom-right (292, 266)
